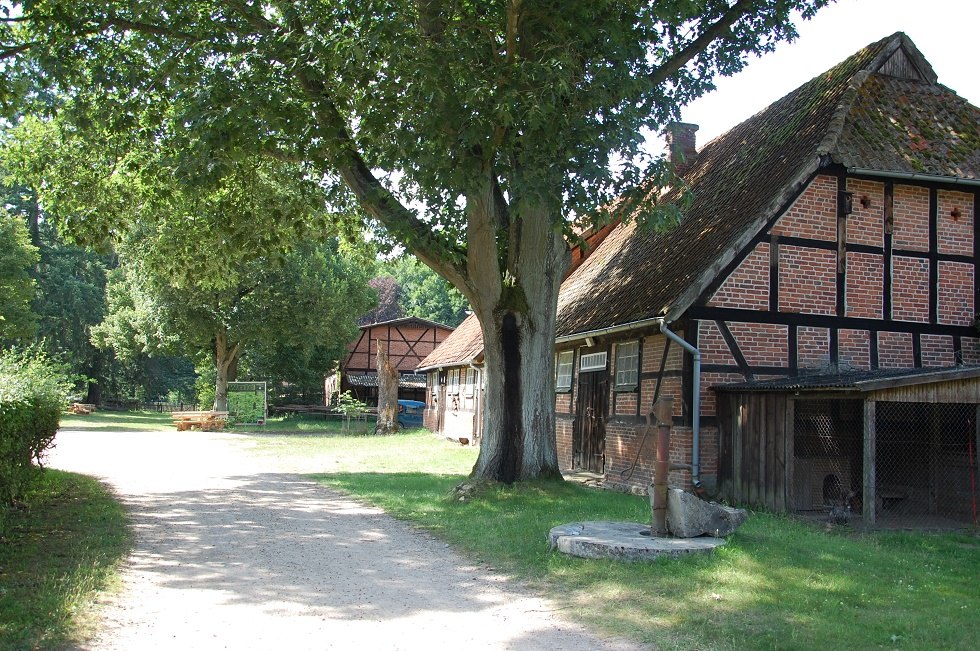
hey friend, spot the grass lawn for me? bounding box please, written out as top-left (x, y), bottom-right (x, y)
top-left (230, 414), bottom-right (376, 435)
top-left (244, 430), bottom-right (980, 651)
top-left (59, 410), bottom-right (366, 435)
top-left (0, 471), bottom-right (130, 651)
top-left (59, 410), bottom-right (176, 432)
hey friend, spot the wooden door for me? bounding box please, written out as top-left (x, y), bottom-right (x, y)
top-left (574, 368), bottom-right (608, 473)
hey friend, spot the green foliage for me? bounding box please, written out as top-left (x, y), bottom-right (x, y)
top-left (0, 470), bottom-right (130, 649)
top-left (388, 256), bottom-right (469, 327)
top-left (227, 383), bottom-right (265, 424)
top-left (333, 391), bottom-right (368, 433)
top-left (5, 1), bottom-right (829, 251)
top-left (0, 210), bottom-right (38, 343)
top-left (193, 360), bottom-right (216, 411)
top-left (5, 0), bottom-right (831, 479)
top-left (0, 347), bottom-right (72, 508)
top-left (6, 113), bottom-right (376, 409)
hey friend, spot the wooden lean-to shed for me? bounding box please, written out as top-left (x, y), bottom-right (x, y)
top-left (717, 366), bottom-right (980, 528)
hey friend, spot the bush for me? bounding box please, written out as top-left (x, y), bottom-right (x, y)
top-left (0, 348), bottom-right (73, 508)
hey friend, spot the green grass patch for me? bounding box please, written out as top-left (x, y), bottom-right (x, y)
top-left (285, 432), bottom-right (980, 651)
top-left (248, 429), bottom-right (476, 474)
top-left (59, 410), bottom-right (176, 432)
top-left (0, 470), bottom-right (130, 650)
top-left (230, 414), bottom-right (375, 435)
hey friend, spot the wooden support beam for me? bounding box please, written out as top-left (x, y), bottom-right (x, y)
top-left (863, 400), bottom-right (877, 529)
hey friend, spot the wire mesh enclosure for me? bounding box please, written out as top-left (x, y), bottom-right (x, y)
top-left (792, 398), bottom-right (980, 529)
top-left (874, 402), bottom-right (979, 529)
top-left (792, 399), bottom-right (863, 517)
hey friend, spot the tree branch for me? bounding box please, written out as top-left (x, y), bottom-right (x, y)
top-left (648, 0), bottom-right (756, 87)
top-left (0, 41), bottom-right (36, 59)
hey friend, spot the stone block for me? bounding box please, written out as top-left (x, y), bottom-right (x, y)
top-left (666, 488), bottom-right (748, 538)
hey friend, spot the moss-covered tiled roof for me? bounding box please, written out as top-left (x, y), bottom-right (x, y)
top-left (556, 32), bottom-right (980, 338)
top-left (835, 74), bottom-right (980, 178)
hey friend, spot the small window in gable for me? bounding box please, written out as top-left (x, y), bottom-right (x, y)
top-left (555, 350), bottom-right (574, 392)
top-left (614, 341), bottom-right (639, 390)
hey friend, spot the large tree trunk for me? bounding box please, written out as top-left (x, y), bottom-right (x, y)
top-left (375, 340), bottom-right (399, 435)
top-left (213, 330), bottom-right (241, 412)
top-left (468, 200), bottom-right (568, 483)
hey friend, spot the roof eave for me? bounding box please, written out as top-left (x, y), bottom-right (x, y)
top-left (847, 167), bottom-right (980, 188)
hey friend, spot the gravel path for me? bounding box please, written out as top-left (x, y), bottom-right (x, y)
top-left (49, 429), bottom-right (648, 650)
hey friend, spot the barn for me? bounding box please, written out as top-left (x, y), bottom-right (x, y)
top-left (553, 32), bottom-right (980, 528)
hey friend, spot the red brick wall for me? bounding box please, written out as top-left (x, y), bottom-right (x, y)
top-left (892, 256), bottom-right (929, 321)
top-left (839, 329), bottom-right (871, 370)
top-left (708, 243), bottom-right (769, 309)
top-left (556, 417), bottom-right (574, 470)
top-left (798, 326), bottom-right (831, 369)
top-left (878, 331), bottom-right (914, 368)
top-left (778, 246), bottom-right (837, 314)
top-left (938, 261), bottom-right (974, 326)
top-left (727, 322), bottom-right (789, 367)
top-left (937, 190), bottom-right (974, 256)
top-left (698, 321), bottom-right (737, 366)
top-left (772, 174), bottom-right (837, 240)
top-left (845, 252), bottom-right (883, 319)
top-left (614, 391), bottom-right (638, 417)
top-left (893, 184), bottom-right (930, 250)
top-left (921, 334), bottom-right (955, 367)
top-left (962, 338), bottom-right (980, 365)
top-left (846, 179), bottom-right (885, 247)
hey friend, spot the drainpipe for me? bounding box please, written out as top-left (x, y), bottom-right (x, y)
top-left (659, 321), bottom-right (703, 490)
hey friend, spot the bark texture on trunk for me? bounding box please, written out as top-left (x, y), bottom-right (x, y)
top-left (375, 341), bottom-right (399, 435)
top-left (213, 330), bottom-right (241, 412)
top-left (469, 202), bottom-right (567, 482)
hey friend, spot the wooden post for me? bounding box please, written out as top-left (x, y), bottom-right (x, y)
top-left (650, 397), bottom-right (674, 537)
top-left (863, 400), bottom-right (877, 529)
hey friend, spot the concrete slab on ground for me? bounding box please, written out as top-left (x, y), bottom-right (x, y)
top-left (549, 521), bottom-right (726, 561)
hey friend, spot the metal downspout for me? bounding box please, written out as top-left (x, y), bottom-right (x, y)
top-left (659, 321), bottom-right (703, 489)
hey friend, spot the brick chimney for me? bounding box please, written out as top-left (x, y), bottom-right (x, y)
top-left (665, 122), bottom-right (699, 176)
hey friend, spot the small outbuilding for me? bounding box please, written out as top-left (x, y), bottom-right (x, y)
top-left (717, 366), bottom-right (980, 528)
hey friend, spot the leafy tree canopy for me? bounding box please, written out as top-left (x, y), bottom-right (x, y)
top-left (0, 209), bottom-right (38, 343)
top-left (2, 0), bottom-right (830, 480)
top-left (388, 256), bottom-right (469, 327)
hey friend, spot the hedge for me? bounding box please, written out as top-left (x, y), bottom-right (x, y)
top-left (0, 349), bottom-right (71, 512)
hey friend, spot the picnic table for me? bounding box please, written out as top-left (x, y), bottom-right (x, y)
top-left (171, 410), bottom-right (229, 431)
top-left (68, 402), bottom-right (97, 415)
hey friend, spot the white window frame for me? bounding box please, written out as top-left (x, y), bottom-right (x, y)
top-left (555, 350), bottom-right (574, 392)
top-left (464, 368), bottom-right (476, 396)
top-left (614, 341), bottom-right (639, 390)
top-left (580, 351), bottom-right (607, 372)
top-left (448, 368), bottom-right (461, 395)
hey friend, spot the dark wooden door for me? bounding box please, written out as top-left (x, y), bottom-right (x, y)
top-left (573, 369), bottom-right (608, 473)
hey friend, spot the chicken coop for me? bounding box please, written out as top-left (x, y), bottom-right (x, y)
top-left (717, 367), bottom-right (980, 529)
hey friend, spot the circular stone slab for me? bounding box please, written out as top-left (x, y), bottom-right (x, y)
top-left (548, 521), bottom-right (725, 561)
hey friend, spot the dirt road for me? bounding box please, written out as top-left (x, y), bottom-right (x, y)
top-left (49, 429), bottom-right (647, 650)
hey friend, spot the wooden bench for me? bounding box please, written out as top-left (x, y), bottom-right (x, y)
top-left (171, 411), bottom-right (229, 431)
top-left (68, 402), bottom-right (97, 415)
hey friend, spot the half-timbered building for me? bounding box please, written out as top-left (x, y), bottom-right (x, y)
top-left (555, 32), bottom-right (980, 528)
top-left (418, 33), bottom-right (980, 527)
top-left (335, 317), bottom-right (454, 405)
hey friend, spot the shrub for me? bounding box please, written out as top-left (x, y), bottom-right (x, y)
top-left (0, 348), bottom-right (73, 508)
